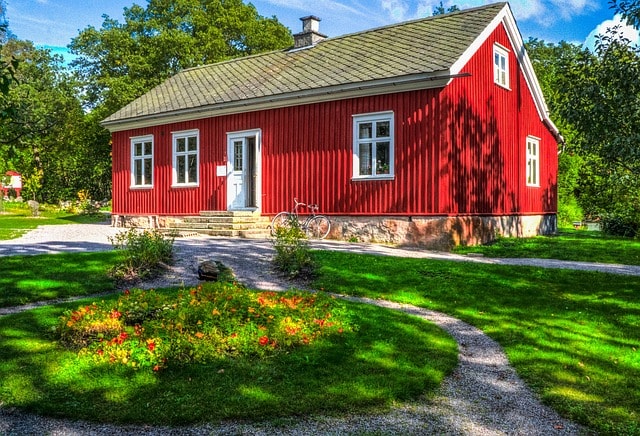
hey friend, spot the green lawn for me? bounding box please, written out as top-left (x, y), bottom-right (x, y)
top-left (0, 252), bottom-right (122, 307)
top-left (0, 286), bottom-right (457, 425)
top-left (311, 251), bottom-right (640, 434)
top-left (453, 228), bottom-right (640, 265)
top-left (0, 202), bottom-right (107, 240)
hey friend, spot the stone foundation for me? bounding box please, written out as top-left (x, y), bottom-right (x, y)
top-left (112, 213), bottom-right (557, 250)
top-left (111, 215), bottom-right (182, 229)
top-left (329, 214), bottom-right (557, 250)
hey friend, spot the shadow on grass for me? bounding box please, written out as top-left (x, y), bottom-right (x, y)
top-left (0, 252), bottom-right (121, 308)
top-left (0, 295), bottom-right (458, 426)
top-left (312, 250), bottom-right (640, 434)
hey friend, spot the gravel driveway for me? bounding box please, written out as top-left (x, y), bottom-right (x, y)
top-left (0, 223), bottom-right (600, 435)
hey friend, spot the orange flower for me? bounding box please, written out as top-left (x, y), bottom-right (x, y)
top-left (195, 332), bottom-right (204, 339)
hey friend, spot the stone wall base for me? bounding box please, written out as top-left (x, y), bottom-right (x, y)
top-left (329, 214), bottom-right (557, 250)
top-left (112, 213), bottom-right (557, 250)
top-left (111, 215), bottom-right (182, 229)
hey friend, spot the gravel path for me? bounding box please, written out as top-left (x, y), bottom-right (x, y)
top-left (0, 223), bottom-right (611, 434)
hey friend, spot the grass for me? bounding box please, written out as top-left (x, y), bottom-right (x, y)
top-left (0, 202), bottom-right (107, 240)
top-left (311, 250), bottom-right (640, 434)
top-left (0, 252), bottom-right (122, 308)
top-left (0, 285), bottom-right (457, 425)
top-left (453, 228), bottom-right (640, 265)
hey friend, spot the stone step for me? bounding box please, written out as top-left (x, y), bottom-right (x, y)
top-left (167, 222), bottom-right (253, 231)
top-left (183, 216), bottom-right (259, 225)
top-left (199, 210), bottom-right (258, 218)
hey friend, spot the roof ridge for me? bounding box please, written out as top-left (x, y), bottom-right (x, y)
top-left (180, 2), bottom-right (508, 74)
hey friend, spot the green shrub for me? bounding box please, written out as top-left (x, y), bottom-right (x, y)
top-left (57, 284), bottom-right (354, 371)
top-left (601, 214), bottom-right (639, 238)
top-left (108, 228), bottom-right (174, 280)
top-left (272, 217), bottom-right (315, 278)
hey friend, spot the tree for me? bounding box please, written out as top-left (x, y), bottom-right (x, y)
top-left (432, 2), bottom-right (460, 16)
top-left (550, 27), bottom-right (640, 234)
top-left (610, 0), bottom-right (640, 29)
top-left (69, 0), bottom-right (293, 114)
top-left (0, 40), bottom-right (110, 202)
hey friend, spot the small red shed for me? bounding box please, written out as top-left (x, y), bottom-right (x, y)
top-left (2, 171), bottom-right (22, 198)
top-left (101, 2), bottom-right (560, 247)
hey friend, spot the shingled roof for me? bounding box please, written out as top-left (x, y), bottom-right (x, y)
top-left (103, 3), bottom-right (516, 130)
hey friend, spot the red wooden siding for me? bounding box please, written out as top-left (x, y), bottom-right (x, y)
top-left (111, 23), bottom-right (557, 218)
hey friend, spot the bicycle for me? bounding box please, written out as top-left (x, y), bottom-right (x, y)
top-left (270, 198), bottom-right (331, 239)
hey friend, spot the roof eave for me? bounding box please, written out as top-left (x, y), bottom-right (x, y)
top-left (101, 71), bottom-right (461, 132)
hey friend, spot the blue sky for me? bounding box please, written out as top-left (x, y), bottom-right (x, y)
top-left (6, 0), bottom-right (640, 62)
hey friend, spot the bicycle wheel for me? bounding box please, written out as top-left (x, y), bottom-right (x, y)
top-left (305, 215), bottom-right (331, 239)
top-left (270, 212), bottom-right (294, 236)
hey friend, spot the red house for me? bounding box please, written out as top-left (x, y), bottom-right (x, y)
top-left (102, 2), bottom-right (560, 248)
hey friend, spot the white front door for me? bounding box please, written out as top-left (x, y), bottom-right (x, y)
top-left (227, 130), bottom-right (261, 210)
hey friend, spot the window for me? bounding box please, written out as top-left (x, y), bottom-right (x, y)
top-left (131, 135), bottom-right (153, 188)
top-left (526, 136), bottom-right (540, 187)
top-left (172, 130), bottom-right (199, 186)
top-left (233, 140), bottom-right (243, 171)
top-left (353, 112), bottom-right (394, 179)
top-left (493, 44), bottom-right (509, 89)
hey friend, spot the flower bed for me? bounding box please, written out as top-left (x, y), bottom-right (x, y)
top-left (58, 283), bottom-right (353, 371)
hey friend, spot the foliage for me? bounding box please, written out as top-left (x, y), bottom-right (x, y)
top-left (69, 0), bottom-right (293, 114)
top-left (558, 29), bottom-right (640, 176)
top-left (0, 40), bottom-right (112, 203)
top-left (432, 2), bottom-right (460, 15)
top-left (453, 227), bottom-right (640, 264)
top-left (311, 250), bottom-right (640, 434)
top-left (527, 33), bottom-right (640, 232)
top-left (610, 0), bottom-right (640, 29)
top-left (271, 216), bottom-right (315, 278)
top-left (0, 289), bottom-right (456, 425)
top-left (108, 228), bottom-right (174, 280)
top-left (0, 251), bottom-right (121, 308)
top-left (58, 284), bottom-right (354, 371)
top-left (601, 214), bottom-right (639, 237)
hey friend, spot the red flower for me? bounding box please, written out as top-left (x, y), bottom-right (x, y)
top-left (147, 341), bottom-right (156, 352)
top-left (153, 365), bottom-right (160, 371)
top-left (123, 289), bottom-right (130, 295)
top-left (258, 336), bottom-right (269, 346)
top-left (110, 309), bottom-right (122, 319)
top-left (96, 349), bottom-right (104, 356)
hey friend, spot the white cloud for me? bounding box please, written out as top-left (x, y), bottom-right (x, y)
top-left (381, 0), bottom-right (410, 21)
top-left (584, 15), bottom-right (640, 51)
top-left (265, 0), bottom-right (365, 17)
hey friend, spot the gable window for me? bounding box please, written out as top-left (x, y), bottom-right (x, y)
top-left (526, 136), bottom-right (540, 187)
top-left (131, 135), bottom-right (153, 188)
top-left (172, 130), bottom-right (199, 186)
top-left (493, 44), bottom-right (510, 89)
top-left (353, 111), bottom-right (394, 179)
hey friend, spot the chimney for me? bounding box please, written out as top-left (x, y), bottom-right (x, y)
top-left (293, 16), bottom-right (327, 49)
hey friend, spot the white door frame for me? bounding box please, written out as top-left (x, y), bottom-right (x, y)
top-left (226, 129), bottom-right (261, 211)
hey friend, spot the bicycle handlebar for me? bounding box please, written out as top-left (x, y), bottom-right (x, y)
top-left (293, 198), bottom-right (318, 213)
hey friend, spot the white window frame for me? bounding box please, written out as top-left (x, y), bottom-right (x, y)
top-left (172, 129), bottom-right (200, 187)
top-left (130, 135), bottom-right (154, 188)
top-left (526, 136), bottom-right (540, 187)
top-left (352, 111), bottom-right (395, 180)
top-left (493, 43), bottom-right (510, 89)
